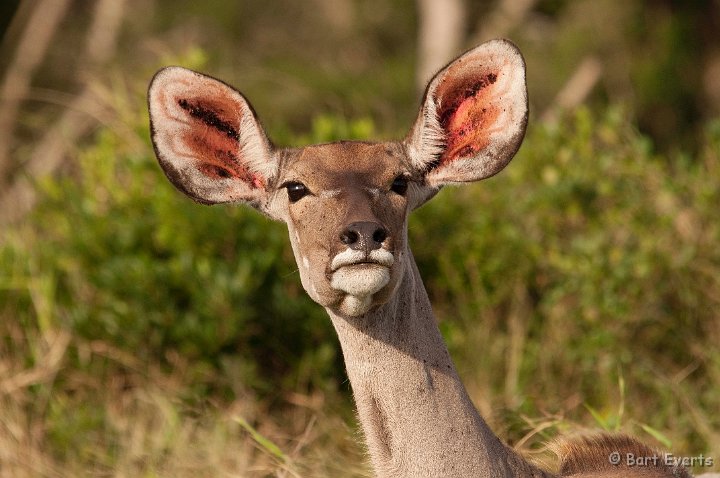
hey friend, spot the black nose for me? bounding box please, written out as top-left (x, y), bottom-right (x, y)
top-left (340, 221), bottom-right (388, 253)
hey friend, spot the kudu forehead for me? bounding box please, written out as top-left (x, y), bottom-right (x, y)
top-left (282, 141), bottom-right (408, 188)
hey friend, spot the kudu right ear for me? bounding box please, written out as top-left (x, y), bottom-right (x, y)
top-left (148, 67), bottom-right (278, 210)
top-left (405, 39), bottom-right (528, 188)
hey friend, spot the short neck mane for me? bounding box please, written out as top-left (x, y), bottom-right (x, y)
top-left (326, 249), bottom-right (552, 478)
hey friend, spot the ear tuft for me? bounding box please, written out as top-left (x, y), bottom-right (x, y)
top-left (406, 39), bottom-right (528, 187)
top-left (148, 67), bottom-right (276, 205)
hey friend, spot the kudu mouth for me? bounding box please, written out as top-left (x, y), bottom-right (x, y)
top-left (330, 248), bottom-right (395, 272)
top-left (328, 247), bottom-right (396, 316)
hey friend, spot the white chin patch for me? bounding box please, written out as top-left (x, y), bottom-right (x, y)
top-left (330, 265), bottom-right (391, 316)
top-left (341, 295), bottom-right (373, 316)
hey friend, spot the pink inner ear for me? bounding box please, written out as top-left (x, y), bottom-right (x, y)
top-left (436, 71), bottom-right (502, 165)
top-left (176, 95), bottom-right (265, 189)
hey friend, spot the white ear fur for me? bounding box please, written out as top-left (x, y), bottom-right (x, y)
top-left (405, 39), bottom-right (528, 187)
top-left (148, 66), bottom-right (277, 206)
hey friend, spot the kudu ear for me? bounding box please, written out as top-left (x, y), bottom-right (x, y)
top-left (405, 39), bottom-right (528, 187)
top-left (148, 67), bottom-right (277, 209)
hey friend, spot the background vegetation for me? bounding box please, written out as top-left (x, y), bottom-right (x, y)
top-left (0, 1), bottom-right (718, 476)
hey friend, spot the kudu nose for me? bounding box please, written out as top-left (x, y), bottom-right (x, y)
top-left (340, 221), bottom-right (388, 253)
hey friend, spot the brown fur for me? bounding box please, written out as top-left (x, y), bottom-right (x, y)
top-left (556, 434), bottom-right (692, 478)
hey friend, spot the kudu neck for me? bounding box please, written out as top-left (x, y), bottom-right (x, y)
top-left (325, 249), bottom-right (551, 477)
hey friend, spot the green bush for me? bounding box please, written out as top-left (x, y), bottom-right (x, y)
top-left (2, 103), bottom-right (718, 460)
top-left (413, 107), bottom-right (720, 449)
top-left (2, 115), bottom-right (378, 398)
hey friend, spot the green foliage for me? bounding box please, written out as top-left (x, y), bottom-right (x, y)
top-left (1, 104), bottom-right (388, 401)
top-left (412, 107), bottom-right (720, 448)
top-left (273, 113), bottom-right (377, 146)
top-left (2, 104), bottom-right (719, 470)
top-left (6, 124), bottom-right (334, 398)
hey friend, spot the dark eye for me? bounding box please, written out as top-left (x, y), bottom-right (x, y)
top-left (390, 175), bottom-right (408, 196)
top-left (285, 182), bottom-right (308, 202)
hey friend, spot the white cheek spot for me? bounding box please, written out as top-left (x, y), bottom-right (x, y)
top-left (302, 256), bottom-right (310, 269)
top-left (365, 187), bottom-right (380, 198)
top-left (294, 230), bottom-right (301, 244)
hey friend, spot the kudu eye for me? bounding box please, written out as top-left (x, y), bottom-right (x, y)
top-left (285, 182), bottom-right (309, 202)
top-left (390, 175), bottom-right (409, 196)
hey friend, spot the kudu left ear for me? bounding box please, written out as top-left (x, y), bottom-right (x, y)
top-left (148, 66), bottom-right (278, 211)
top-left (405, 39), bottom-right (528, 187)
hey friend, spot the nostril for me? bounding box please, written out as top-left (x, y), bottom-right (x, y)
top-left (341, 230), bottom-right (359, 245)
top-left (342, 222), bottom-right (387, 251)
top-left (372, 228), bottom-right (387, 244)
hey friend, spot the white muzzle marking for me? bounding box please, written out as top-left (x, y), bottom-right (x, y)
top-left (330, 265), bottom-right (390, 297)
top-left (329, 248), bottom-right (395, 316)
top-left (330, 248), bottom-right (394, 271)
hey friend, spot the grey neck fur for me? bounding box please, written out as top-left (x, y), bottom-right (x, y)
top-left (326, 249), bottom-right (553, 478)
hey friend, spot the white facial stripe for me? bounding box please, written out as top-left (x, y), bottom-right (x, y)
top-left (330, 248), bottom-right (394, 271)
top-left (302, 256), bottom-right (310, 269)
top-left (318, 189), bottom-right (342, 198)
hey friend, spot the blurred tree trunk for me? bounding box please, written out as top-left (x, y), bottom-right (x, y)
top-left (0, 0), bottom-right (23, 44)
top-left (416, 0), bottom-right (466, 92)
top-left (0, 0), bottom-right (126, 225)
top-left (416, 0), bottom-right (608, 127)
top-left (542, 56), bottom-right (603, 123)
top-left (0, 0), bottom-right (71, 187)
top-left (472, 0), bottom-right (536, 43)
top-left (415, 0), bottom-right (539, 92)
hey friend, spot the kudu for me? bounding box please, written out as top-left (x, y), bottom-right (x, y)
top-left (148, 39), bottom-right (696, 478)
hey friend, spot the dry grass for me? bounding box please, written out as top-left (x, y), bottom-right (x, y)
top-left (0, 325), bottom-right (370, 478)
